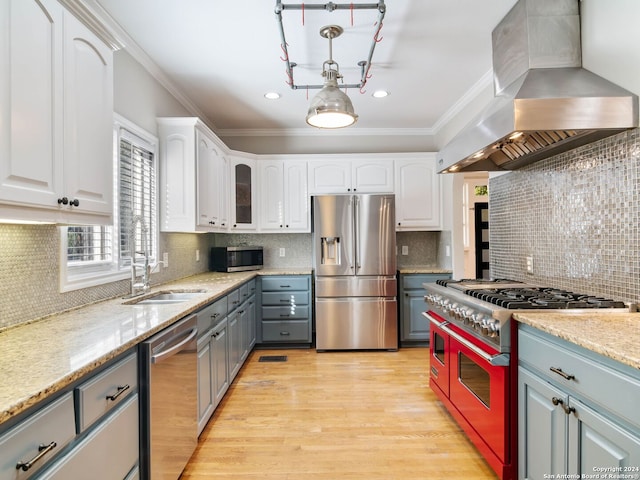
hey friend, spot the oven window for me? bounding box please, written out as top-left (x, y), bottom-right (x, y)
top-left (458, 353), bottom-right (491, 407)
top-left (433, 331), bottom-right (445, 365)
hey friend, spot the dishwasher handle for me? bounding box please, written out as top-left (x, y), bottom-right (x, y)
top-left (151, 326), bottom-right (198, 364)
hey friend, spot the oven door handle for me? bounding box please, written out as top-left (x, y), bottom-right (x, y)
top-left (425, 312), bottom-right (510, 367)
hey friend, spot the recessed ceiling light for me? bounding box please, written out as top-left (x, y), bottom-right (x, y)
top-left (264, 92), bottom-right (280, 100)
top-left (372, 90), bottom-right (389, 98)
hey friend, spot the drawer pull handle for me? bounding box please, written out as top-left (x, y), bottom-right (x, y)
top-left (279, 314), bottom-right (290, 318)
top-left (551, 397), bottom-right (576, 415)
top-left (16, 441), bottom-right (57, 471)
top-left (279, 299), bottom-right (291, 303)
top-left (280, 285), bottom-right (291, 288)
top-left (106, 384), bottom-right (130, 401)
top-left (550, 367), bottom-right (575, 381)
top-left (212, 313), bottom-right (219, 319)
top-left (280, 331), bottom-right (290, 336)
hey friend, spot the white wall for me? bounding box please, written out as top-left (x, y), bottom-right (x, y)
top-left (581, 0), bottom-right (640, 100)
top-left (113, 50), bottom-right (191, 135)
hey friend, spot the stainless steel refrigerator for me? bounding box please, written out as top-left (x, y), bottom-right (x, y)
top-left (312, 194), bottom-right (397, 350)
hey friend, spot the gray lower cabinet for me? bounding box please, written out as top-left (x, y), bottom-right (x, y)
top-left (518, 325), bottom-right (640, 479)
top-left (0, 351), bottom-right (139, 480)
top-left (196, 279), bottom-right (255, 436)
top-left (0, 392), bottom-right (76, 479)
top-left (399, 273), bottom-right (451, 344)
top-left (258, 275), bottom-right (312, 346)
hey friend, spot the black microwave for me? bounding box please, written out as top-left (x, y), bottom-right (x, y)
top-left (209, 246), bottom-right (264, 272)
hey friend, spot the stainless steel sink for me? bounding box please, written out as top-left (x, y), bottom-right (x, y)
top-left (124, 290), bottom-right (206, 305)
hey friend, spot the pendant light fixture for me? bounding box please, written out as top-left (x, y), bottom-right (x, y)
top-left (305, 25), bottom-right (358, 129)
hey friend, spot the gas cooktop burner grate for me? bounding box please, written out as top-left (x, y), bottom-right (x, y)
top-left (465, 287), bottom-right (627, 309)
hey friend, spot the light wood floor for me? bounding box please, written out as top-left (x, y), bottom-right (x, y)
top-left (182, 347), bottom-right (498, 480)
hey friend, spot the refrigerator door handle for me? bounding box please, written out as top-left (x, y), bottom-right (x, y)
top-left (353, 195), bottom-right (360, 272)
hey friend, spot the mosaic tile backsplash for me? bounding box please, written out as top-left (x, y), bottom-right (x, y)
top-left (0, 226), bottom-right (210, 330)
top-left (490, 128), bottom-right (640, 304)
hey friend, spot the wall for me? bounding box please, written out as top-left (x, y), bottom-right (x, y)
top-left (489, 129), bottom-right (640, 303)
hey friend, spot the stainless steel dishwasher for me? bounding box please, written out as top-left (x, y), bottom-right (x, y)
top-left (139, 314), bottom-right (198, 480)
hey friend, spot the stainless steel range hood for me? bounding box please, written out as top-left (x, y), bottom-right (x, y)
top-left (437, 0), bottom-right (638, 173)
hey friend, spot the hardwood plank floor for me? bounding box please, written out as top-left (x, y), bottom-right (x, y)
top-left (182, 347), bottom-right (498, 480)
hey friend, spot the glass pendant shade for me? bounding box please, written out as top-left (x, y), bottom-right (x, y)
top-left (306, 71), bottom-right (358, 129)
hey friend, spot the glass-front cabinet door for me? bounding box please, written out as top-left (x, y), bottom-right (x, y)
top-left (230, 156), bottom-right (256, 230)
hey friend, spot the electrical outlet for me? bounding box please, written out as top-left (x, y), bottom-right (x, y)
top-left (401, 245), bottom-right (409, 255)
top-left (196, 249), bottom-right (200, 262)
top-left (279, 247), bottom-right (285, 257)
top-left (445, 245), bottom-right (451, 257)
top-left (526, 256), bottom-right (534, 273)
top-left (163, 252), bottom-right (169, 268)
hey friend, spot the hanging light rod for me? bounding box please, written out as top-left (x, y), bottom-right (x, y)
top-left (275, 0), bottom-right (386, 91)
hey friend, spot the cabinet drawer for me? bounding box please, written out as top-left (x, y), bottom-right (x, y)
top-left (197, 296), bottom-right (228, 336)
top-left (261, 291), bottom-right (309, 306)
top-left (239, 282), bottom-right (250, 302)
top-left (519, 327), bottom-right (640, 430)
top-left (261, 305), bottom-right (310, 320)
top-left (247, 279), bottom-right (256, 296)
top-left (75, 353), bottom-right (137, 433)
top-left (402, 274), bottom-right (450, 290)
top-left (38, 395), bottom-right (139, 480)
top-left (0, 392), bottom-right (75, 479)
top-left (261, 320), bottom-right (310, 342)
top-left (261, 276), bottom-right (309, 292)
top-left (227, 289), bottom-right (241, 311)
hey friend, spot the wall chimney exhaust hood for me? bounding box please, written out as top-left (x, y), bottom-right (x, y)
top-left (437, 0), bottom-right (638, 173)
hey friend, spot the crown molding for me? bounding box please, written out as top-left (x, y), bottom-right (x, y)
top-left (216, 127), bottom-right (435, 138)
top-left (72, 0), bottom-right (215, 129)
top-left (431, 69), bottom-right (493, 133)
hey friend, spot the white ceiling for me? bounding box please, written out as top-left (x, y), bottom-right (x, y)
top-left (92, 0), bottom-right (518, 149)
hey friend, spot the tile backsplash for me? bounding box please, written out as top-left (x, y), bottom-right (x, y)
top-left (211, 231), bottom-right (442, 269)
top-left (0, 226), bottom-right (210, 330)
top-left (490, 128), bottom-right (640, 304)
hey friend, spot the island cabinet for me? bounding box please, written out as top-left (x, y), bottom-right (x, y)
top-left (518, 325), bottom-right (640, 479)
top-left (258, 159), bottom-right (309, 232)
top-left (0, 0), bottom-right (113, 225)
top-left (307, 159), bottom-right (394, 194)
top-left (0, 351), bottom-right (139, 480)
top-left (157, 118), bottom-right (229, 233)
top-left (399, 273), bottom-right (451, 345)
top-left (258, 275), bottom-right (312, 347)
top-left (394, 155), bottom-right (441, 231)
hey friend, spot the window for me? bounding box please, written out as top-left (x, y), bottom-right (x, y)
top-left (59, 115), bottom-right (158, 292)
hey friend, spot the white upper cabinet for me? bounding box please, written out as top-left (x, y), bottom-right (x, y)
top-left (196, 130), bottom-right (228, 231)
top-left (258, 159), bottom-right (309, 232)
top-left (307, 158), bottom-right (393, 194)
top-left (351, 159), bottom-right (394, 193)
top-left (62, 10), bottom-right (114, 218)
top-left (0, 0), bottom-right (113, 224)
top-left (230, 155), bottom-right (257, 231)
top-left (394, 154), bottom-right (442, 231)
top-left (158, 118), bottom-right (228, 233)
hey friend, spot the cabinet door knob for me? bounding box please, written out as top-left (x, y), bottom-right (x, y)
top-left (57, 197), bottom-right (69, 205)
top-left (69, 198), bottom-right (79, 207)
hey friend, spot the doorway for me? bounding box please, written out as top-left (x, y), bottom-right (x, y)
top-left (462, 174), bottom-right (489, 279)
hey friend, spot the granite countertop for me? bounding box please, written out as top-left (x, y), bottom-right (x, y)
top-left (397, 266), bottom-right (453, 274)
top-left (513, 311), bottom-right (640, 371)
top-left (0, 269), bottom-right (311, 427)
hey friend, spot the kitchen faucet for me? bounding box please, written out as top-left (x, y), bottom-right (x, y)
top-left (129, 214), bottom-right (151, 297)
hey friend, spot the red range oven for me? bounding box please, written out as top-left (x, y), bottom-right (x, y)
top-left (423, 279), bottom-right (629, 480)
